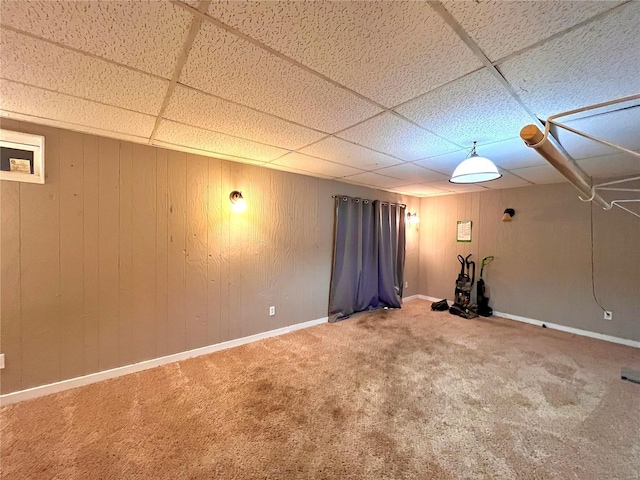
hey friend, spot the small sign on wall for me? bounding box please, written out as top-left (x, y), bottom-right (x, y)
top-left (456, 220), bottom-right (472, 242)
top-left (0, 129), bottom-right (45, 184)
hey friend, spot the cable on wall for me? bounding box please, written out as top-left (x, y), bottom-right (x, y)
top-left (589, 203), bottom-right (608, 314)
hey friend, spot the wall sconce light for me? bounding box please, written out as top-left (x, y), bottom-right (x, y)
top-left (502, 208), bottom-right (515, 222)
top-left (450, 141), bottom-right (502, 184)
top-left (229, 190), bottom-right (247, 212)
top-left (407, 212), bottom-right (419, 225)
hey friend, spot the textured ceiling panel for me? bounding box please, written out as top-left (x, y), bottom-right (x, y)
top-left (206, 1), bottom-right (481, 107)
top-left (444, 1), bottom-right (620, 61)
top-left (509, 165), bottom-right (567, 184)
top-left (342, 172), bottom-right (409, 189)
top-left (476, 137), bottom-right (548, 170)
top-left (576, 151), bottom-right (640, 180)
top-left (271, 152), bottom-right (364, 179)
top-left (337, 112), bottom-right (459, 161)
top-left (426, 181), bottom-right (488, 193)
top-left (499, 2), bottom-right (640, 119)
top-left (164, 86), bottom-right (325, 150)
top-left (395, 69), bottom-right (533, 146)
top-left (0, 0), bottom-right (634, 197)
top-left (266, 162), bottom-right (332, 179)
top-left (374, 163), bottom-right (449, 184)
top-left (0, 1), bottom-right (193, 78)
top-left (177, 0), bottom-right (200, 8)
top-left (298, 137), bottom-right (402, 171)
top-left (180, 22), bottom-right (382, 132)
top-left (390, 183), bottom-right (451, 196)
top-left (155, 121), bottom-right (289, 162)
top-left (0, 80), bottom-right (155, 138)
top-left (414, 149), bottom-right (468, 176)
top-left (0, 29), bottom-right (168, 116)
top-left (480, 171), bottom-right (532, 190)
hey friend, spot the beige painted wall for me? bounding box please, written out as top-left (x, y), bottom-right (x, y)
top-left (0, 119), bottom-right (420, 394)
top-left (419, 183), bottom-right (640, 342)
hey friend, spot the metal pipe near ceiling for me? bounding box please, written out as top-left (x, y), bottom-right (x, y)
top-left (520, 124), bottom-right (612, 211)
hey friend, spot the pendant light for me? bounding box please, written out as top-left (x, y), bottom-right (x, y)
top-left (450, 141), bottom-right (502, 184)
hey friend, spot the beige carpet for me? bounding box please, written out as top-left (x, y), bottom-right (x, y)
top-left (1, 299), bottom-right (639, 479)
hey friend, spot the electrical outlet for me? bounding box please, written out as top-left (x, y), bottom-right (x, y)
top-left (603, 311), bottom-right (612, 320)
top-left (269, 306), bottom-right (275, 316)
top-left (404, 281), bottom-right (409, 288)
top-left (0, 354), bottom-right (5, 369)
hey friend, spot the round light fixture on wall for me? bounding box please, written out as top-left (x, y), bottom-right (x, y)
top-left (229, 190), bottom-right (247, 212)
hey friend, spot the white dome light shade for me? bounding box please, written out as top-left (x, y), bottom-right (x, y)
top-left (450, 154), bottom-right (502, 184)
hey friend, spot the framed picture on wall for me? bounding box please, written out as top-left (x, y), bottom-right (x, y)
top-left (456, 220), bottom-right (472, 242)
top-left (0, 129), bottom-right (45, 184)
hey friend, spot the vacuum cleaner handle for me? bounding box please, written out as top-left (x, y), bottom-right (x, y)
top-left (480, 256), bottom-right (494, 278)
top-left (467, 258), bottom-right (476, 287)
top-left (457, 255), bottom-right (465, 276)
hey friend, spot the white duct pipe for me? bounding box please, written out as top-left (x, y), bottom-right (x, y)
top-left (520, 125), bottom-right (611, 210)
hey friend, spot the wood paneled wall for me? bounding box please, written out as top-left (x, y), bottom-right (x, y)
top-left (0, 119), bottom-right (420, 394)
top-left (419, 184), bottom-right (640, 342)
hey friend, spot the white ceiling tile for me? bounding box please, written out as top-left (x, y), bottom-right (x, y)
top-left (444, 1), bottom-right (621, 61)
top-left (206, 1), bottom-right (482, 107)
top-left (509, 164), bottom-right (567, 185)
top-left (155, 120), bottom-right (289, 162)
top-left (395, 69), bottom-right (533, 146)
top-left (576, 151), bottom-right (640, 180)
top-left (499, 2), bottom-right (640, 119)
top-left (481, 171), bottom-right (532, 190)
top-left (271, 152), bottom-right (364, 179)
top-left (426, 181), bottom-right (489, 193)
top-left (176, 0), bottom-right (200, 8)
top-left (337, 112), bottom-right (459, 161)
top-left (390, 183), bottom-right (451, 196)
top-left (553, 104), bottom-right (640, 160)
top-left (265, 162), bottom-right (332, 179)
top-left (0, 111), bottom-right (151, 146)
top-left (414, 149), bottom-right (468, 176)
top-left (0, 0), bottom-right (193, 78)
top-left (0, 29), bottom-right (168, 116)
top-left (342, 172), bottom-right (410, 189)
top-left (374, 163), bottom-right (450, 183)
top-left (152, 139), bottom-right (265, 166)
top-left (180, 22), bottom-right (382, 132)
top-left (0, 80), bottom-right (155, 138)
top-left (164, 86), bottom-right (325, 150)
top-left (476, 137), bottom-right (548, 170)
top-left (298, 137), bottom-right (402, 170)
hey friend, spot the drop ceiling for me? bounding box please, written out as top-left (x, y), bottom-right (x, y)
top-left (1, 0), bottom-right (638, 197)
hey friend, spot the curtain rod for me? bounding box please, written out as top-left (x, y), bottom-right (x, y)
top-left (332, 195), bottom-right (406, 208)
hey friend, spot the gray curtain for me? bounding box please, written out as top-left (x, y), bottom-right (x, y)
top-left (328, 196), bottom-right (406, 322)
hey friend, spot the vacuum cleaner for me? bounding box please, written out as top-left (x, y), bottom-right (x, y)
top-left (449, 254), bottom-right (478, 319)
top-left (476, 256), bottom-right (494, 317)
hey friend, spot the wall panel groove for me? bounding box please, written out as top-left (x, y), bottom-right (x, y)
top-left (0, 121), bottom-right (420, 395)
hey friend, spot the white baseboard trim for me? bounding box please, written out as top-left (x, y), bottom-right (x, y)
top-left (0, 316), bottom-right (328, 407)
top-left (402, 294), bottom-right (421, 302)
top-left (493, 311), bottom-right (640, 349)
top-left (418, 295), bottom-right (639, 349)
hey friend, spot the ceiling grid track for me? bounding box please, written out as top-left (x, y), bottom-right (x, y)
top-left (1, 0), bottom-right (635, 195)
top-left (0, 24), bottom-right (170, 84)
top-left (491, 1), bottom-right (633, 67)
top-left (428, 0), bottom-right (594, 183)
top-left (170, 0), bottom-right (387, 113)
top-left (171, 1), bottom-right (472, 154)
top-left (149, 0), bottom-right (212, 144)
top-left (428, 1), bottom-right (543, 129)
